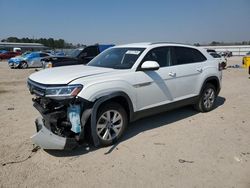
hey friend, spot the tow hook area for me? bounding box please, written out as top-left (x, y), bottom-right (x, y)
top-left (31, 117), bottom-right (78, 150)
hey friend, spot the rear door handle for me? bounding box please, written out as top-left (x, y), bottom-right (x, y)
top-left (169, 72), bottom-right (176, 77)
top-left (196, 68), bottom-right (203, 73)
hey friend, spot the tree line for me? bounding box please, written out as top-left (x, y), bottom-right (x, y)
top-left (1, 37), bottom-right (77, 49)
top-left (194, 41), bottom-right (250, 46)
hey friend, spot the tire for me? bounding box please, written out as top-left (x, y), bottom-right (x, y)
top-left (94, 102), bottom-right (128, 147)
top-left (194, 83), bottom-right (217, 112)
top-left (20, 61), bottom-right (28, 69)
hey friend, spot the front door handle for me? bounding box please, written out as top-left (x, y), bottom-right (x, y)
top-left (169, 72), bottom-right (176, 77)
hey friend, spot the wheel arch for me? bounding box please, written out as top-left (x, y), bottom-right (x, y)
top-left (200, 76), bottom-right (220, 96)
top-left (93, 91), bottom-right (134, 122)
top-left (89, 91), bottom-right (134, 147)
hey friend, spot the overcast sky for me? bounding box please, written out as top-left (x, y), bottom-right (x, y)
top-left (1, 0), bottom-right (250, 45)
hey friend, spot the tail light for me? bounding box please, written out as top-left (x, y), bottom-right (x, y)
top-left (218, 63), bottom-right (223, 71)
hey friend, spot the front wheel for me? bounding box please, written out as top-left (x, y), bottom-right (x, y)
top-left (95, 102), bottom-right (128, 147)
top-left (20, 61), bottom-right (28, 69)
top-left (194, 83), bottom-right (217, 112)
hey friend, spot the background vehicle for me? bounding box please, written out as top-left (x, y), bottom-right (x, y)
top-left (8, 52), bottom-right (50, 68)
top-left (27, 42), bottom-right (222, 150)
top-left (0, 51), bottom-right (21, 60)
top-left (13, 47), bottom-right (22, 52)
top-left (242, 51), bottom-right (250, 69)
top-left (206, 49), bottom-right (216, 53)
top-left (0, 50), bottom-right (8, 54)
top-left (42, 44), bottom-right (114, 68)
top-left (219, 51), bottom-right (232, 57)
top-left (210, 52), bottom-right (227, 69)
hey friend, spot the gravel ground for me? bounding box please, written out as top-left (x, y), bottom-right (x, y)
top-left (0, 57), bottom-right (250, 188)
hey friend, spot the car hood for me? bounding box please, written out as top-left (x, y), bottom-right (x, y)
top-left (29, 65), bottom-right (116, 85)
top-left (9, 56), bottom-right (24, 62)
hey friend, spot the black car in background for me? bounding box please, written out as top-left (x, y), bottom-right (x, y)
top-left (42, 44), bottom-right (114, 68)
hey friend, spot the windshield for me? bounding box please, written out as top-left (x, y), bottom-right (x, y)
top-left (25, 53), bottom-right (39, 59)
top-left (67, 49), bottom-right (83, 57)
top-left (21, 51), bottom-right (31, 57)
top-left (87, 47), bottom-right (145, 69)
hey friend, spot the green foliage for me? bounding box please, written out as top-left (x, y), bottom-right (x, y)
top-left (209, 41), bottom-right (250, 46)
top-left (1, 37), bottom-right (74, 49)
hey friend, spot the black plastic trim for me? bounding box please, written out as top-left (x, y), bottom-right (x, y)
top-left (131, 96), bottom-right (199, 121)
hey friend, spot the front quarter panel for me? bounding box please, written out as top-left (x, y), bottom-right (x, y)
top-left (70, 73), bottom-right (138, 111)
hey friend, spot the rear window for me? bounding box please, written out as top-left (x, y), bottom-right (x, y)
top-left (210, 53), bottom-right (221, 58)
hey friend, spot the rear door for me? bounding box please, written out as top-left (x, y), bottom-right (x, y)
top-left (168, 46), bottom-right (206, 100)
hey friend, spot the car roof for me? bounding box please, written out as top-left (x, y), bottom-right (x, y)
top-left (115, 42), bottom-right (198, 49)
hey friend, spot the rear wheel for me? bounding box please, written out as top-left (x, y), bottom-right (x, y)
top-left (95, 102), bottom-right (127, 147)
top-left (194, 83), bottom-right (217, 112)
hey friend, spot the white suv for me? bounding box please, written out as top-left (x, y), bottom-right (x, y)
top-left (27, 42), bottom-right (222, 150)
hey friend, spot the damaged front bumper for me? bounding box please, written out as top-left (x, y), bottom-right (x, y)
top-left (32, 117), bottom-right (78, 150)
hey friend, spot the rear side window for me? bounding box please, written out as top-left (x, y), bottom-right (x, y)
top-left (142, 47), bottom-right (171, 67)
top-left (172, 47), bottom-right (206, 65)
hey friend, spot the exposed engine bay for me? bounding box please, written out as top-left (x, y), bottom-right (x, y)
top-left (32, 96), bottom-right (92, 150)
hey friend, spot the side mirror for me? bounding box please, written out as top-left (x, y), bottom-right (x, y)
top-left (140, 61), bottom-right (160, 71)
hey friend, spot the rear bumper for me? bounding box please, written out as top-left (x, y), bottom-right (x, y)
top-left (31, 117), bottom-right (78, 150)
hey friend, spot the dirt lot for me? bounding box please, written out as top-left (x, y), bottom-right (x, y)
top-left (0, 57), bottom-right (250, 188)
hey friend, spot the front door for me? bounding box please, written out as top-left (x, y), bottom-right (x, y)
top-left (135, 47), bottom-right (177, 111)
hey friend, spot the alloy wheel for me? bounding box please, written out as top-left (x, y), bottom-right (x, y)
top-left (203, 88), bottom-right (215, 109)
top-left (96, 110), bottom-right (123, 141)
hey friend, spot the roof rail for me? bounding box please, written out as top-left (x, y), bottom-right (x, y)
top-left (150, 42), bottom-right (193, 46)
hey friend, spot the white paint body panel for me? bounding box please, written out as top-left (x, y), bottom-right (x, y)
top-left (29, 43), bottom-right (222, 113)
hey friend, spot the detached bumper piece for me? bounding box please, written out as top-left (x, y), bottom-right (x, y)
top-left (31, 117), bottom-right (78, 150)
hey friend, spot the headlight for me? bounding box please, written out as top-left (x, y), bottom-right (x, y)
top-left (45, 85), bottom-right (83, 98)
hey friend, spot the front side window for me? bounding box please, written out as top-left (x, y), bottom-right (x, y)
top-left (142, 47), bottom-right (171, 68)
top-left (172, 47), bottom-right (207, 65)
top-left (26, 53), bottom-right (39, 59)
top-left (88, 48), bottom-right (145, 69)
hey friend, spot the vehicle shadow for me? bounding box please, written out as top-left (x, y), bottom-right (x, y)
top-left (46, 96), bottom-right (225, 157)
